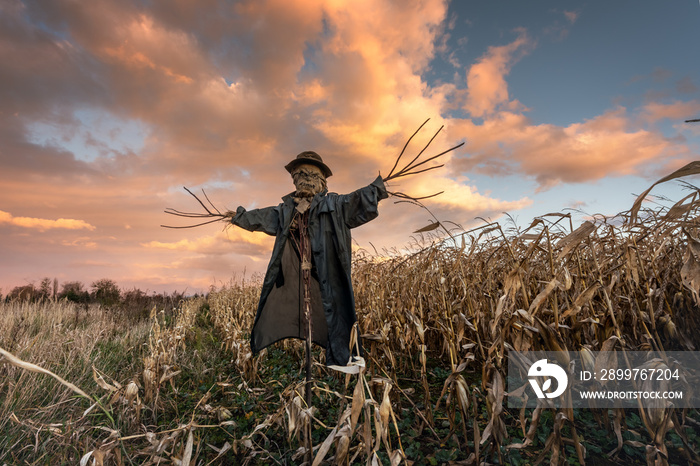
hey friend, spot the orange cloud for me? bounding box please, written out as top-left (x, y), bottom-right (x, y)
top-left (62, 237), bottom-right (99, 249)
top-left (452, 107), bottom-right (683, 190)
top-left (640, 100), bottom-right (700, 124)
top-left (300, 0), bottom-right (450, 162)
top-left (142, 229), bottom-right (273, 257)
top-left (464, 29), bottom-right (534, 118)
top-left (404, 176), bottom-right (532, 213)
top-left (0, 210), bottom-right (96, 232)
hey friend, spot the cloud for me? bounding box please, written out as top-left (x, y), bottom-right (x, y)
top-left (452, 107), bottom-right (682, 191)
top-left (62, 237), bottom-right (98, 249)
top-left (676, 76), bottom-right (698, 94)
top-left (450, 33), bottom-right (696, 191)
top-left (142, 229), bottom-right (273, 257)
top-left (464, 29), bottom-right (534, 118)
top-left (386, 172), bottom-right (531, 215)
top-left (563, 10), bottom-right (580, 24)
top-left (651, 67), bottom-right (673, 83)
top-left (0, 210), bottom-right (96, 232)
top-left (639, 100), bottom-right (700, 124)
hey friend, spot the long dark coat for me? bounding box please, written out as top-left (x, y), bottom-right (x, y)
top-left (231, 176), bottom-right (387, 366)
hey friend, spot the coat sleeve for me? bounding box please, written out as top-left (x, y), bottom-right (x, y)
top-left (338, 175), bottom-right (389, 229)
top-left (231, 205), bottom-right (280, 236)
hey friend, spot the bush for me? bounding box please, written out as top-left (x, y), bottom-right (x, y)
top-left (59, 281), bottom-right (89, 303)
top-left (91, 278), bottom-right (121, 306)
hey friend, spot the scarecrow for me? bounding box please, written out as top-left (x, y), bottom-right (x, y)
top-left (163, 120), bottom-right (462, 402)
top-left (225, 150), bottom-right (387, 370)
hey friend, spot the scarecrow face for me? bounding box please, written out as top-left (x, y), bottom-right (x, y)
top-left (292, 163), bottom-right (326, 198)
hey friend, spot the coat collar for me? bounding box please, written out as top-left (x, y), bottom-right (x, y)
top-left (281, 189), bottom-right (329, 207)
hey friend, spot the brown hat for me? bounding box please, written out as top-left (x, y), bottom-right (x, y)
top-left (285, 151), bottom-right (333, 178)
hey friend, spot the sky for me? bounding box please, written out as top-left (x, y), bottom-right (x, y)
top-left (1, 0), bottom-right (699, 295)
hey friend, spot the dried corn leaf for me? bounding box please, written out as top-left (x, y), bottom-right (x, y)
top-left (80, 451), bottom-right (96, 466)
top-left (561, 282), bottom-right (601, 319)
top-left (350, 375), bottom-right (365, 429)
top-left (681, 228), bottom-right (700, 305)
top-left (373, 406), bottom-right (383, 452)
top-left (413, 221), bottom-right (441, 233)
top-left (664, 192), bottom-right (697, 221)
top-left (455, 374), bottom-right (470, 415)
top-left (181, 429), bottom-right (194, 466)
top-left (379, 383), bottom-right (392, 432)
top-left (555, 221), bottom-right (595, 260)
top-left (335, 433), bottom-right (351, 465)
top-left (481, 370), bottom-right (505, 446)
top-left (528, 278), bottom-right (563, 316)
top-left (0, 346), bottom-right (90, 399)
top-left (92, 366), bottom-right (119, 392)
top-left (608, 408), bottom-right (624, 456)
top-left (630, 160), bottom-right (700, 224)
top-left (594, 336), bottom-right (619, 386)
top-left (625, 244), bottom-right (640, 285)
top-left (206, 442), bottom-right (232, 463)
top-left (535, 317), bottom-right (568, 354)
top-left (312, 425), bottom-right (339, 466)
top-left (389, 450), bottom-right (403, 466)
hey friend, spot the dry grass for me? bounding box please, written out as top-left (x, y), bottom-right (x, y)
top-left (0, 299), bottom-right (150, 462)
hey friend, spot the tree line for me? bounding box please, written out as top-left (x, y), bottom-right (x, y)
top-left (2, 278), bottom-right (190, 319)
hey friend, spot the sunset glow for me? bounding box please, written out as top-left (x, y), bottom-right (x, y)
top-left (1, 0), bottom-right (698, 293)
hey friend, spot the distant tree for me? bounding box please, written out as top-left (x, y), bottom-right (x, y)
top-left (9, 284), bottom-right (39, 301)
top-left (91, 279), bottom-right (121, 306)
top-left (59, 281), bottom-right (89, 303)
top-left (39, 277), bottom-right (53, 301)
top-left (122, 287), bottom-right (147, 304)
top-left (122, 287), bottom-right (151, 321)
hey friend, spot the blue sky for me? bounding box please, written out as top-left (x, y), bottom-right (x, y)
top-left (0, 0), bottom-right (698, 293)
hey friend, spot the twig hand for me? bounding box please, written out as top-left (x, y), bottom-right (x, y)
top-left (383, 118), bottom-right (464, 200)
top-left (161, 188), bottom-right (229, 229)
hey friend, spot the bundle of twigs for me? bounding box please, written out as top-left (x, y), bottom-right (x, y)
top-left (383, 118), bottom-right (464, 202)
top-left (161, 187), bottom-right (228, 229)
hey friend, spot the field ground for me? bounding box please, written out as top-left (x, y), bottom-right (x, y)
top-left (1, 280), bottom-right (698, 464)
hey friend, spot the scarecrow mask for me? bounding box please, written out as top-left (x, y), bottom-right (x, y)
top-left (292, 164), bottom-right (326, 198)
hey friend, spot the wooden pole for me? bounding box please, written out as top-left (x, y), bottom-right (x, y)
top-left (297, 211), bottom-right (314, 464)
top-left (299, 212), bottom-right (313, 407)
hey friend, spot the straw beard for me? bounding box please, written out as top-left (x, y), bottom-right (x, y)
top-left (293, 176), bottom-right (326, 198)
top-left (292, 168), bottom-right (326, 214)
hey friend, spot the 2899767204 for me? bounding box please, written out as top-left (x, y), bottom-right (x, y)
top-left (581, 368), bottom-right (680, 382)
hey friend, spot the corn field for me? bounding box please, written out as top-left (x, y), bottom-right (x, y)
top-left (200, 181), bottom-right (700, 465)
